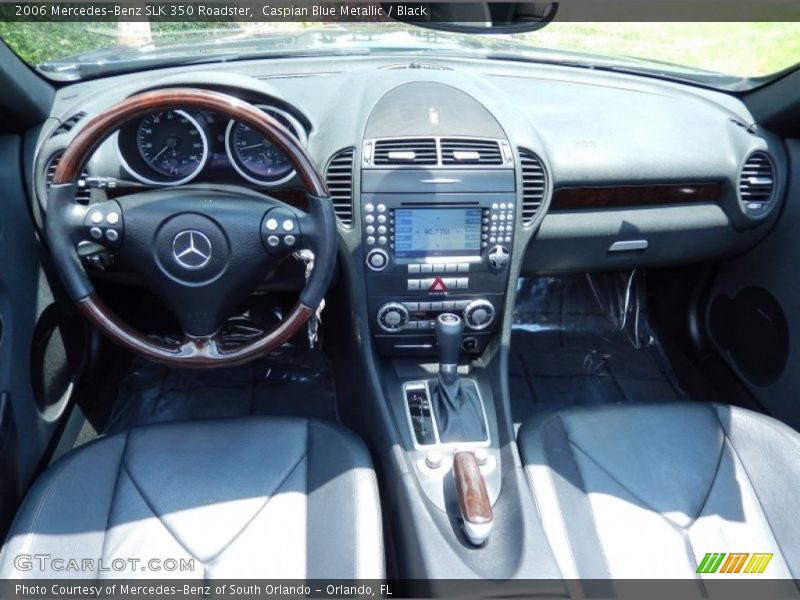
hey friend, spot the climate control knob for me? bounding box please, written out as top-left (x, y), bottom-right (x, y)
top-left (377, 302), bottom-right (409, 332)
top-left (463, 299), bottom-right (495, 330)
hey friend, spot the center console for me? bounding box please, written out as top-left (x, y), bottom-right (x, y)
top-left (360, 148), bottom-right (517, 356)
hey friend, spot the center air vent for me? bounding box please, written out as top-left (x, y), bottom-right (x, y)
top-left (518, 148), bottom-right (547, 224)
top-left (325, 148), bottom-right (355, 226)
top-left (739, 151), bottom-right (775, 215)
top-left (45, 152), bottom-right (91, 204)
top-left (373, 138), bottom-right (437, 166)
top-left (441, 138), bottom-right (503, 166)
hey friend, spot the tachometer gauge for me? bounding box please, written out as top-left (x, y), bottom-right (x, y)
top-left (135, 110), bottom-right (208, 184)
top-left (225, 106), bottom-right (306, 186)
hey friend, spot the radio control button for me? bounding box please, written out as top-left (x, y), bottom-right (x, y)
top-left (408, 264), bottom-right (421, 273)
top-left (366, 225), bottom-right (375, 235)
top-left (458, 263), bottom-right (470, 272)
top-left (378, 236), bottom-right (387, 245)
top-left (490, 225), bottom-right (497, 233)
top-left (377, 214), bottom-right (387, 224)
top-left (442, 277), bottom-right (457, 288)
top-left (377, 204), bottom-right (387, 213)
top-left (366, 249), bottom-right (388, 271)
top-left (492, 203), bottom-right (499, 210)
top-left (377, 225), bottom-right (387, 235)
top-left (366, 236), bottom-right (376, 245)
top-left (445, 263), bottom-right (458, 273)
top-left (419, 302), bottom-right (431, 311)
top-left (364, 203), bottom-right (375, 213)
top-left (456, 278), bottom-right (469, 289)
top-left (365, 214), bottom-right (375, 224)
top-left (431, 264), bottom-right (444, 273)
top-left (491, 214), bottom-right (498, 221)
top-left (429, 302), bottom-right (442, 311)
top-left (481, 241), bottom-right (488, 248)
top-left (489, 236), bottom-right (496, 243)
top-left (405, 302), bottom-right (419, 311)
top-left (505, 236), bottom-right (512, 243)
top-left (408, 279), bottom-right (421, 290)
top-left (421, 264), bottom-right (433, 273)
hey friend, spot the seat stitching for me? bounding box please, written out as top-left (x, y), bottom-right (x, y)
top-left (525, 415), bottom-right (580, 579)
top-left (96, 429), bottom-right (131, 581)
top-left (206, 449), bottom-right (308, 564)
top-left (555, 414), bottom-right (612, 578)
top-left (311, 421), bottom-right (361, 579)
top-left (120, 461), bottom-right (200, 563)
top-left (684, 432), bottom-right (727, 528)
top-left (712, 407), bottom-right (798, 584)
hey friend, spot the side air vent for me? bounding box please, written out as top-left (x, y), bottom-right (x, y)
top-left (739, 152), bottom-right (775, 213)
top-left (325, 148), bottom-right (355, 226)
top-left (45, 152), bottom-right (91, 204)
top-left (373, 138), bottom-right (437, 166)
top-left (518, 148), bottom-right (547, 224)
top-left (441, 138), bottom-right (503, 166)
top-left (52, 112), bottom-right (87, 136)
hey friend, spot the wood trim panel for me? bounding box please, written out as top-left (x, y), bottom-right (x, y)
top-left (550, 182), bottom-right (721, 211)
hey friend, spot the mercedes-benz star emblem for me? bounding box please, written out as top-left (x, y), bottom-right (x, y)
top-left (172, 230), bottom-right (212, 270)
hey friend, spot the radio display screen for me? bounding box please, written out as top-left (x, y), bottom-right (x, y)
top-left (394, 208), bottom-right (482, 258)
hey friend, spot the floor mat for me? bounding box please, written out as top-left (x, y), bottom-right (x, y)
top-left (509, 271), bottom-right (689, 427)
top-left (105, 345), bottom-right (338, 434)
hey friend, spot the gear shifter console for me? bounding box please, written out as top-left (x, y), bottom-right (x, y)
top-left (436, 313), bottom-right (463, 372)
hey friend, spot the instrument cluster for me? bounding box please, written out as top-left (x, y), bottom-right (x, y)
top-left (116, 103), bottom-right (307, 188)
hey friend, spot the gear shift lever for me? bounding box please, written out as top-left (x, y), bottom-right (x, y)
top-left (431, 314), bottom-right (488, 443)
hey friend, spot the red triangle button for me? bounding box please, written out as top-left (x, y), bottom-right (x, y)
top-left (429, 276), bottom-right (448, 293)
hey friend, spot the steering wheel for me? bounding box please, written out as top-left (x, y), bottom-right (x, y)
top-left (47, 88), bottom-right (336, 368)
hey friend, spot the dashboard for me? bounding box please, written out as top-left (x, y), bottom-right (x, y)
top-left (26, 53), bottom-right (789, 354)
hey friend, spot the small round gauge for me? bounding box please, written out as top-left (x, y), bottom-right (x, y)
top-left (135, 110), bottom-right (208, 184)
top-left (225, 106), bottom-right (306, 186)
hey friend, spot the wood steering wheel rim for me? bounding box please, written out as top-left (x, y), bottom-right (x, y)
top-left (49, 88), bottom-right (334, 368)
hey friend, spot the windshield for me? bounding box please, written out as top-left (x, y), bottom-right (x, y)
top-left (1, 20), bottom-right (798, 88)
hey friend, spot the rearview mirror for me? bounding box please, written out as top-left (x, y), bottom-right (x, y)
top-left (382, 2), bottom-right (558, 34)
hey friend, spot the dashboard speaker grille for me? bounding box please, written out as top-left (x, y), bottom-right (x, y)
top-left (440, 138), bottom-right (503, 165)
top-left (326, 147), bottom-right (355, 226)
top-left (518, 148), bottom-right (546, 224)
top-left (45, 152), bottom-right (91, 204)
top-left (739, 151), bottom-right (775, 204)
top-left (373, 138), bottom-right (437, 166)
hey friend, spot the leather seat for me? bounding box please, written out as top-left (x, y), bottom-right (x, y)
top-left (518, 403), bottom-right (800, 579)
top-left (0, 417), bottom-right (384, 579)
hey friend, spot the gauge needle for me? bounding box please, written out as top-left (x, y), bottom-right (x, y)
top-left (239, 143), bottom-right (263, 150)
top-left (152, 145), bottom-right (170, 160)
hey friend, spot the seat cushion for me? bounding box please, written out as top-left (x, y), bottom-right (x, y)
top-left (0, 417), bottom-right (384, 579)
top-left (518, 402), bottom-right (800, 579)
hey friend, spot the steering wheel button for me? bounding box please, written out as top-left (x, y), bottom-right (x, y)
top-left (107, 212), bottom-right (119, 225)
top-left (266, 218), bottom-right (278, 231)
top-left (106, 229), bottom-right (119, 242)
top-left (284, 235), bottom-right (296, 246)
top-left (90, 211), bottom-right (103, 224)
top-left (89, 227), bottom-right (102, 240)
top-left (282, 219), bottom-right (294, 232)
top-left (267, 235), bottom-right (280, 247)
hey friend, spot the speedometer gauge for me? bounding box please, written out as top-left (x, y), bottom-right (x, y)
top-left (225, 106), bottom-right (306, 186)
top-left (135, 110), bottom-right (208, 184)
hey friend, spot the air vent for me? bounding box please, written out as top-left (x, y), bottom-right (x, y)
top-left (52, 112), bottom-right (87, 136)
top-left (518, 148), bottom-right (546, 224)
top-left (373, 138), bottom-right (437, 166)
top-left (441, 138), bottom-right (503, 166)
top-left (45, 152), bottom-right (91, 204)
top-left (739, 151), bottom-right (775, 211)
top-left (325, 148), bottom-right (355, 226)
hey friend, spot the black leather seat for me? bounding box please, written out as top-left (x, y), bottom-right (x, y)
top-left (518, 403), bottom-right (799, 579)
top-left (0, 417), bottom-right (384, 579)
